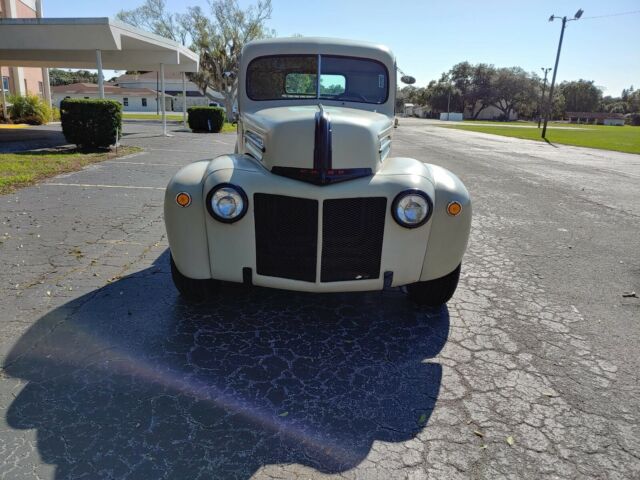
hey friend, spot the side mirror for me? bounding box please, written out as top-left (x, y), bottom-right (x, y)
top-left (401, 75), bottom-right (416, 85)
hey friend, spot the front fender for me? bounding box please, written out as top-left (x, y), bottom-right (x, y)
top-left (164, 160), bottom-right (211, 279)
top-left (420, 164), bottom-right (472, 281)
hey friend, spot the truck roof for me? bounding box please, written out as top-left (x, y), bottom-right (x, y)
top-left (242, 37), bottom-right (395, 66)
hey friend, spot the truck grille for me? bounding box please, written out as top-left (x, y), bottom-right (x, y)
top-left (253, 194), bottom-right (386, 283)
top-left (254, 194), bottom-right (318, 282)
top-left (321, 197), bottom-right (387, 282)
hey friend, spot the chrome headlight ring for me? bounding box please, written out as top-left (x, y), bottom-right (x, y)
top-left (391, 189), bottom-right (433, 228)
top-left (206, 183), bottom-right (248, 223)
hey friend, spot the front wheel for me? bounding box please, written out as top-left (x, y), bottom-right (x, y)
top-left (170, 254), bottom-right (217, 301)
top-left (406, 264), bottom-right (461, 306)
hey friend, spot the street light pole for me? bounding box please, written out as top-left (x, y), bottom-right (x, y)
top-left (542, 9), bottom-right (583, 139)
top-left (538, 67), bottom-right (552, 128)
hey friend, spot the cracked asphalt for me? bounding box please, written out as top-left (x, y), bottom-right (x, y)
top-left (1, 119), bottom-right (639, 479)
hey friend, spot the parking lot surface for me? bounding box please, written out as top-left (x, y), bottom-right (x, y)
top-left (1, 121), bottom-right (639, 479)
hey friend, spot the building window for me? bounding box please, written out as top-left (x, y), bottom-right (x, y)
top-left (24, 79), bottom-right (28, 94)
top-left (141, 98), bottom-right (147, 107)
top-left (2, 76), bottom-right (9, 92)
top-left (38, 81), bottom-right (43, 94)
top-left (123, 97), bottom-right (129, 107)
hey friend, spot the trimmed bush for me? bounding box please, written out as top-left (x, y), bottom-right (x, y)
top-left (187, 106), bottom-right (225, 133)
top-left (60, 98), bottom-right (122, 149)
top-left (8, 94), bottom-right (52, 125)
top-left (51, 106), bottom-right (61, 122)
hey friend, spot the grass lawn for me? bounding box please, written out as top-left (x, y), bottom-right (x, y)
top-left (442, 122), bottom-right (640, 154)
top-left (0, 146), bottom-right (141, 195)
top-left (123, 112), bottom-right (184, 121)
top-left (121, 113), bottom-right (237, 133)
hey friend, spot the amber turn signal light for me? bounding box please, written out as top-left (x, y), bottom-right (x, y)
top-left (176, 192), bottom-right (192, 208)
top-left (447, 201), bottom-right (462, 216)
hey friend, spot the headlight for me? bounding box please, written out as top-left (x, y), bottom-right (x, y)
top-left (391, 190), bottom-right (432, 228)
top-left (206, 183), bottom-right (248, 223)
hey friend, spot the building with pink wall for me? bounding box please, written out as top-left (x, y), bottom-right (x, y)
top-left (0, 0), bottom-right (47, 98)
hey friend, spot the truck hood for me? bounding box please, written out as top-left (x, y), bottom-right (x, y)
top-left (241, 105), bottom-right (393, 182)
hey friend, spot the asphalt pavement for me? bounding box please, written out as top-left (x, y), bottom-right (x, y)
top-left (0, 120), bottom-right (638, 479)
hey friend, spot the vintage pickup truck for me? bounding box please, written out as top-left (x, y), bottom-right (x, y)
top-left (164, 37), bottom-right (471, 306)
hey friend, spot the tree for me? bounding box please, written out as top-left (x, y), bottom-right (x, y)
top-left (468, 63), bottom-right (496, 119)
top-left (449, 62), bottom-right (474, 115)
top-left (558, 80), bottom-right (602, 113)
top-left (117, 0), bottom-right (274, 119)
top-left (49, 69), bottom-right (98, 86)
top-left (549, 90), bottom-right (565, 120)
top-left (489, 67), bottom-right (537, 120)
top-left (626, 87), bottom-right (640, 113)
top-left (424, 79), bottom-right (461, 113)
top-left (189, 0), bottom-right (274, 117)
top-left (117, 0), bottom-right (190, 45)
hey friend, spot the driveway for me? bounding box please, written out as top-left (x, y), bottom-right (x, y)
top-left (0, 121), bottom-right (638, 479)
top-left (0, 124), bottom-right (68, 152)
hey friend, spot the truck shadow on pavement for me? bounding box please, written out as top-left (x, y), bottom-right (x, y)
top-left (4, 251), bottom-right (449, 479)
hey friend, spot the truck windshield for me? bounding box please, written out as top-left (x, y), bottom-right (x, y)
top-left (246, 55), bottom-right (388, 104)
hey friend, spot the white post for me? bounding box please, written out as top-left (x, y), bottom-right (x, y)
top-left (96, 50), bottom-right (104, 99)
top-left (160, 63), bottom-right (166, 136)
top-left (35, 1), bottom-right (52, 109)
top-left (42, 68), bottom-right (52, 108)
top-left (182, 72), bottom-right (187, 128)
top-left (0, 66), bottom-right (7, 120)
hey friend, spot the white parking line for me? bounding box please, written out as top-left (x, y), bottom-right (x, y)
top-left (44, 183), bottom-right (165, 190)
top-left (144, 147), bottom-right (229, 153)
top-left (104, 161), bottom-right (185, 166)
top-left (114, 151), bottom-right (148, 160)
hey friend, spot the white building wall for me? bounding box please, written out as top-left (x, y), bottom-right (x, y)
top-left (116, 79), bottom-right (224, 103)
top-left (172, 95), bottom-right (211, 112)
top-left (52, 93), bottom-right (171, 112)
top-left (117, 79), bottom-right (201, 93)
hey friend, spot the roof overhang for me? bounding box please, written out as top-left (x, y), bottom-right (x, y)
top-left (0, 17), bottom-right (199, 73)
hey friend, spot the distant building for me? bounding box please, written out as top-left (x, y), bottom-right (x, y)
top-left (51, 83), bottom-right (172, 112)
top-left (402, 103), bottom-right (415, 117)
top-left (566, 112), bottom-right (625, 126)
top-left (113, 71), bottom-right (223, 111)
top-left (0, 0), bottom-right (48, 99)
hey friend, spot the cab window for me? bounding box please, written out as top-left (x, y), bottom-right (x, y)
top-left (247, 55), bottom-right (388, 104)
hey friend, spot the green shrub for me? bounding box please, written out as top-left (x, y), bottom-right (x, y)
top-left (60, 98), bottom-right (122, 149)
top-left (628, 113), bottom-right (640, 126)
top-left (187, 106), bottom-right (225, 133)
top-left (8, 94), bottom-right (52, 125)
top-left (51, 106), bottom-right (61, 122)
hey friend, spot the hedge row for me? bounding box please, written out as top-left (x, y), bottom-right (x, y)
top-left (60, 98), bottom-right (122, 149)
top-left (187, 106), bottom-right (225, 133)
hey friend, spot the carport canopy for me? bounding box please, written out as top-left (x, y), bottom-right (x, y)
top-left (0, 17), bottom-right (200, 134)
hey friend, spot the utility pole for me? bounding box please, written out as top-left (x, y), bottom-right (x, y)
top-left (538, 67), bottom-right (552, 128)
top-left (542, 9), bottom-right (583, 138)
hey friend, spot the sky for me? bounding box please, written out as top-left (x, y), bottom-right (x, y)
top-left (44, 0), bottom-right (640, 96)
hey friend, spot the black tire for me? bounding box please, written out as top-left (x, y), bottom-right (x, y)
top-left (170, 254), bottom-right (217, 301)
top-left (406, 264), bottom-right (461, 306)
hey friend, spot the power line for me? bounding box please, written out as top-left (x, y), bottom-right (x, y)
top-left (581, 9), bottom-right (640, 20)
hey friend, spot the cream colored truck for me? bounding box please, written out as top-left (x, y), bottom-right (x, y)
top-left (164, 37), bottom-right (471, 306)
